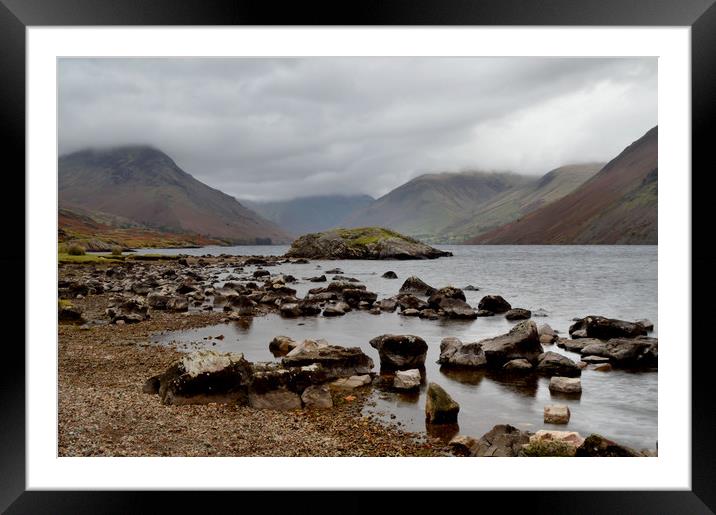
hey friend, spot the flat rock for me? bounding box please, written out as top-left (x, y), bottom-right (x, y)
top-left (330, 375), bottom-right (372, 389)
top-left (505, 308), bottom-right (531, 320)
top-left (502, 358), bottom-right (533, 372)
top-left (544, 404), bottom-right (571, 424)
top-left (393, 369), bottom-right (421, 390)
top-left (549, 376), bottom-right (582, 394)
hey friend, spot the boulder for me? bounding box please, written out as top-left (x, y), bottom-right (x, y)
top-left (580, 337), bottom-right (658, 367)
top-left (502, 358), bottom-right (533, 372)
top-left (396, 294), bottom-right (429, 311)
top-left (322, 302), bottom-right (351, 317)
top-left (476, 309), bottom-right (494, 317)
top-left (369, 334), bottom-right (429, 370)
top-left (399, 276), bottom-right (437, 296)
top-left (342, 288), bottom-right (378, 308)
top-left (536, 351), bottom-right (581, 377)
top-left (479, 321), bottom-right (543, 367)
top-left (505, 308), bottom-right (531, 320)
top-left (269, 336), bottom-right (298, 357)
top-left (382, 271), bottom-right (398, 279)
top-left (301, 385), bottom-right (333, 409)
top-left (569, 315), bottom-right (647, 340)
top-left (393, 369), bottom-right (421, 390)
top-left (427, 286), bottom-right (466, 308)
top-left (253, 269), bottom-right (270, 278)
top-left (544, 404), bottom-right (571, 424)
top-left (575, 434), bottom-right (643, 457)
top-left (148, 350), bottom-right (253, 405)
top-left (448, 435), bottom-right (479, 456)
top-left (472, 424), bottom-right (531, 457)
top-left (297, 299), bottom-right (322, 316)
top-left (437, 337), bottom-right (487, 368)
top-left (284, 227), bottom-right (452, 260)
top-left (549, 376), bottom-right (582, 394)
top-left (279, 303), bottom-right (302, 318)
top-left (477, 295), bottom-right (512, 314)
top-left (282, 345), bottom-right (374, 379)
top-left (425, 382), bottom-right (460, 424)
top-left (435, 298), bottom-right (478, 319)
top-left (376, 298), bottom-right (398, 312)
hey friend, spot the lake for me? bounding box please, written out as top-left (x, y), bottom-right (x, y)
top-left (150, 245), bottom-right (658, 450)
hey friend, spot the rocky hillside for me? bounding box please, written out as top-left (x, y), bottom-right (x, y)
top-left (59, 146), bottom-right (291, 245)
top-left (442, 164), bottom-right (603, 243)
top-left (285, 227), bottom-right (452, 260)
top-left (342, 172), bottom-right (529, 241)
top-left (470, 127), bottom-right (657, 244)
top-left (244, 194), bottom-right (374, 236)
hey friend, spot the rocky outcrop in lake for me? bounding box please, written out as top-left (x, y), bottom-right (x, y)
top-left (285, 227), bottom-right (452, 260)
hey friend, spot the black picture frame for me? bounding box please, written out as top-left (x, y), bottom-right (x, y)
top-left (2, 0), bottom-right (713, 513)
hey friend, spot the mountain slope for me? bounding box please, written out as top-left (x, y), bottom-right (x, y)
top-left (470, 126), bottom-right (658, 244)
top-left (442, 164), bottom-right (603, 242)
top-left (244, 194), bottom-right (374, 236)
top-left (343, 171), bottom-right (530, 241)
top-left (59, 146), bottom-right (292, 244)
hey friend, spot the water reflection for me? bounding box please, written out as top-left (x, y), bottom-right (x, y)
top-left (425, 422), bottom-right (460, 442)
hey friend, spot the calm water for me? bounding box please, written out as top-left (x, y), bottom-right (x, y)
top-left (151, 245), bottom-right (658, 450)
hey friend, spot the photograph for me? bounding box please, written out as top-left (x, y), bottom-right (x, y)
top-left (56, 56), bottom-right (659, 459)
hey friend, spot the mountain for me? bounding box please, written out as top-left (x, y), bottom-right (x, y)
top-left (442, 164), bottom-right (603, 243)
top-left (59, 146), bottom-right (292, 245)
top-left (470, 126), bottom-right (658, 244)
top-left (243, 194), bottom-right (374, 236)
top-left (343, 171), bottom-right (531, 241)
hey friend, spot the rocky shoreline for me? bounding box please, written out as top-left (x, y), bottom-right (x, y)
top-left (59, 252), bottom-right (656, 457)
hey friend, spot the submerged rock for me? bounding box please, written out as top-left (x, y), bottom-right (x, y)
top-left (437, 337), bottom-right (487, 367)
top-left (370, 334), bottom-right (428, 370)
top-left (382, 271), bottom-right (398, 279)
top-left (285, 227), bottom-right (452, 260)
top-left (425, 382), bottom-right (460, 424)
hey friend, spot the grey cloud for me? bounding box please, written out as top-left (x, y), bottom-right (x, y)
top-left (58, 57), bottom-right (657, 201)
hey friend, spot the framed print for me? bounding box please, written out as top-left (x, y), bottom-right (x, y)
top-left (2, 0), bottom-right (714, 512)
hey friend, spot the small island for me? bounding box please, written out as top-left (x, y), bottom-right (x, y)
top-left (285, 227), bottom-right (453, 260)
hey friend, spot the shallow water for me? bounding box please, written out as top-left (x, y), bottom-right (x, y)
top-left (151, 245), bottom-right (658, 450)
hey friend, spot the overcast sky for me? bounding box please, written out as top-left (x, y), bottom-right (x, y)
top-left (58, 57), bottom-right (657, 201)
